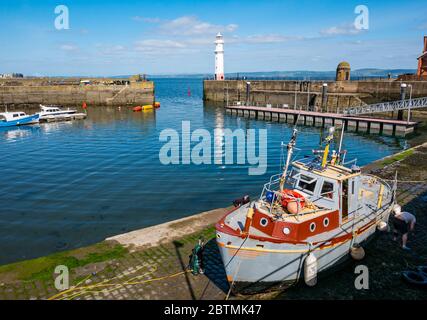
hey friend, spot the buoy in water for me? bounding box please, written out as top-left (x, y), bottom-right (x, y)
top-left (377, 221), bottom-right (388, 232)
top-left (133, 106), bottom-right (142, 112)
top-left (142, 104), bottom-right (154, 111)
top-left (154, 102), bottom-right (160, 108)
top-left (350, 244), bottom-right (365, 260)
top-left (304, 253), bottom-right (318, 287)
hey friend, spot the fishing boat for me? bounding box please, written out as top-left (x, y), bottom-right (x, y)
top-left (38, 104), bottom-right (87, 122)
top-left (0, 111), bottom-right (39, 127)
top-left (215, 126), bottom-right (396, 294)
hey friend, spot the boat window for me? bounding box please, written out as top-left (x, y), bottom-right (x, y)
top-left (19, 113), bottom-right (25, 116)
top-left (297, 175), bottom-right (317, 193)
top-left (13, 114), bottom-right (19, 118)
top-left (287, 169), bottom-right (300, 184)
top-left (321, 181), bottom-right (334, 199)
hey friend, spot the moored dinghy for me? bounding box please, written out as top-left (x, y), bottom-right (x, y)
top-left (215, 127), bottom-right (396, 294)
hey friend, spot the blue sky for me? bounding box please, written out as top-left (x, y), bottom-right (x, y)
top-left (0, 0), bottom-right (426, 76)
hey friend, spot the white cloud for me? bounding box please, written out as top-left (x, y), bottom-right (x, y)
top-left (135, 39), bottom-right (186, 49)
top-left (320, 23), bottom-right (362, 36)
top-left (158, 16), bottom-right (238, 36)
top-left (59, 44), bottom-right (79, 52)
top-left (96, 44), bottom-right (126, 56)
top-left (132, 16), bottom-right (161, 23)
top-left (244, 34), bottom-right (300, 44)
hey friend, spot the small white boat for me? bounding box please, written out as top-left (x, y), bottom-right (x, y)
top-left (38, 104), bottom-right (87, 122)
top-left (0, 111), bottom-right (39, 127)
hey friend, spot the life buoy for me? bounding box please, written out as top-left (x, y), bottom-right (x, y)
top-left (281, 189), bottom-right (306, 214)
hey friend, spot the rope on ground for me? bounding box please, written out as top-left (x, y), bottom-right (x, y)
top-left (48, 264), bottom-right (152, 300)
top-left (62, 269), bottom-right (189, 300)
top-left (47, 264), bottom-right (191, 300)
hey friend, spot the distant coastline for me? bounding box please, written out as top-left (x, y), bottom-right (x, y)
top-left (16, 68), bottom-right (417, 80)
top-left (124, 68), bottom-right (417, 79)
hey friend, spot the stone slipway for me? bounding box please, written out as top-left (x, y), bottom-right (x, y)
top-left (106, 206), bottom-right (232, 249)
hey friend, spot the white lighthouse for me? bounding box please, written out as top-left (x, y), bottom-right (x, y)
top-left (214, 32), bottom-right (224, 80)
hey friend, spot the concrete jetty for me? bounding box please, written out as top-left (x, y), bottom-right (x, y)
top-left (225, 104), bottom-right (417, 136)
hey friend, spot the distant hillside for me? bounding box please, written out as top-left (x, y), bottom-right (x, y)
top-left (146, 69), bottom-right (416, 80)
top-left (40, 69), bottom-right (417, 79)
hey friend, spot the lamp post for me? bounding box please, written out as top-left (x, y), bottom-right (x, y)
top-left (322, 83), bottom-right (328, 113)
top-left (246, 82), bottom-right (251, 106)
top-left (407, 84), bottom-right (413, 124)
top-left (294, 81), bottom-right (299, 110)
top-left (399, 83), bottom-right (407, 121)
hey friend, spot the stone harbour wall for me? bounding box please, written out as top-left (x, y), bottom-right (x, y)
top-left (0, 79), bottom-right (155, 106)
top-left (203, 79), bottom-right (427, 113)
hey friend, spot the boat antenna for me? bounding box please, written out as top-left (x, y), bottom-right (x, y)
top-left (280, 127), bottom-right (298, 191)
top-left (337, 124), bottom-right (345, 164)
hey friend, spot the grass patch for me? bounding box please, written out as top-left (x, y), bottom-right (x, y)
top-left (382, 149), bottom-right (414, 166)
top-left (0, 242), bottom-right (127, 283)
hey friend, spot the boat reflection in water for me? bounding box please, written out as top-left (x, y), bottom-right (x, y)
top-left (0, 125), bottom-right (40, 142)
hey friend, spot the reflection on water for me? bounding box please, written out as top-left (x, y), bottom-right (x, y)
top-left (1, 126), bottom-right (39, 142)
top-left (0, 78), bottom-right (409, 265)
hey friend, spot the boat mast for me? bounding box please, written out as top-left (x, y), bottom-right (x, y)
top-left (321, 127), bottom-right (335, 168)
top-left (280, 128), bottom-right (298, 191)
top-left (337, 125), bottom-right (345, 164)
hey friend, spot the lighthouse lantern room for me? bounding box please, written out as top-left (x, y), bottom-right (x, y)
top-left (215, 33), bottom-right (224, 80)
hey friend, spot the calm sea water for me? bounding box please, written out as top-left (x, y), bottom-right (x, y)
top-left (0, 78), bottom-right (409, 264)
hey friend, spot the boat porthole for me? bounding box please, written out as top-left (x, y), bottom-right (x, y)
top-left (283, 227), bottom-right (291, 235)
top-left (309, 222), bottom-right (316, 232)
top-left (260, 218), bottom-right (269, 227)
top-left (323, 218), bottom-right (330, 227)
top-left (216, 234), bottom-right (221, 239)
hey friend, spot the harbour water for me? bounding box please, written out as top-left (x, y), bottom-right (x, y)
top-left (0, 78), bottom-right (409, 265)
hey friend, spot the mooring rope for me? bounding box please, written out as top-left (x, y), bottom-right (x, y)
top-left (47, 264), bottom-right (192, 300)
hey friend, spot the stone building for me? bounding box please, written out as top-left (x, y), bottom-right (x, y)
top-left (417, 36), bottom-right (427, 77)
top-left (336, 62), bottom-right (351, 81)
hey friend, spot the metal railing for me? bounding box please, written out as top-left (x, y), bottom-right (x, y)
top-left (344, 96), bottom-right (427, 116)
top-left (226, 101), bottom-right (314, 111)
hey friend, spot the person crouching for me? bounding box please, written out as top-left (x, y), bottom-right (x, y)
top-left (392, 204), bottom-right (416, 251)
